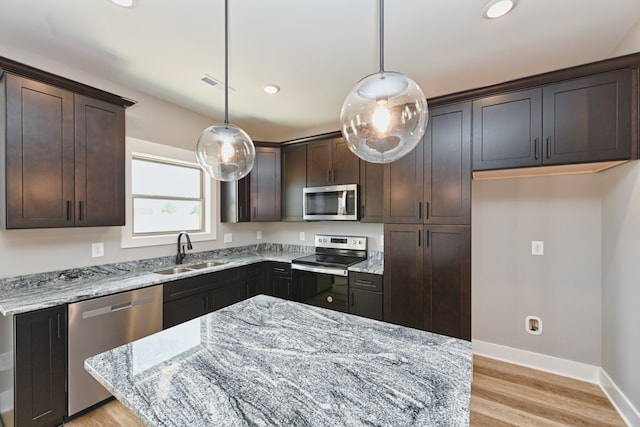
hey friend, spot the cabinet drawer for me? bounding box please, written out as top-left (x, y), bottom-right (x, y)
top-left (349, 272), bottom-right (383, 292)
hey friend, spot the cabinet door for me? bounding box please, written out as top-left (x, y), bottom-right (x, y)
top-left (74, 95), bottom-right (125, 226)
top-left (472, 88), bottom-right (542, 170)
top-left (359, 160), bottom-right (383, 223)
top-left (5, 74), bottom-right (75, 229)
top-left (220, 176), bottom-right (250, 223)
top-left (332, 137), bottom-right (359, 184)
top-left (543, 69), bottom-right (632, 165)
top-left (281, 144), bottom-right (307, 221)
top-left (211, 284), bottom-right (245, 311)
top-left (424, 102), bottom-right (471, 225)
top-left (163, 293), bottom-right (209, 329)
top-left (251, 146), bottom-right (281, 221)
top-left (424, 225), bottom-right (471, 341)
top-left (306, 139), bottom-right (332, 186)
top-left (15, 306), bottom-right (66, 427)
top-left (383, 142), bottom-right (424, 223)
top-left (350, 289), bottom-right (383, 321)
top-left (383, 224), bottom-right (424, 329)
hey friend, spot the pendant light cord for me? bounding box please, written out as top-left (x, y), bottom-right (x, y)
top-left (379, 0), bottom-right (384, 73)
top-left (224, 0), bottom-right (229, 126)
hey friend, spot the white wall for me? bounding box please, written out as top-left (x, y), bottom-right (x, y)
top-left (472, 173), bottom-right (603, 366)
top-left (601, 161), bottom-right (640, 414)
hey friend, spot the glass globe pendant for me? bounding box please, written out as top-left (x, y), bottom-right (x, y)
top-left (196, 123), bottom-right (255, 181)
top-left (340, 0), bottom-right (428, 164)
top-left (196, 0), bottom-right (255, 181)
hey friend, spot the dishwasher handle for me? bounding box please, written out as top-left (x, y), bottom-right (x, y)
top-left (81, 295), bottom-right (155, 319)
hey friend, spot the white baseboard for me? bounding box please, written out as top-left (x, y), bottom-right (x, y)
top-left (472, 339), bottom-right (600, 383)
top-left (472, 340), bottom-right (640, 427)
top-left (600, 368), bottom-right (640, 427)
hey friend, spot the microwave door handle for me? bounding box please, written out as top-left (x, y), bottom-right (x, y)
top-left (338, 191), bottom-right (347, 215)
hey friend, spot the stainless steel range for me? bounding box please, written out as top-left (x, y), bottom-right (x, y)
top-left (291, 234), bottom-right (367, 313)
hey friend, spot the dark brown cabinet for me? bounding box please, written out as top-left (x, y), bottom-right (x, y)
top-left (3, 73), bottom-right (126, 229)
top-left (359, 160), bottom-right (384, 223)
top-left (349, 272), bottom-right (383, 320)
top-left (473, 68), bottom-right (632, 171)
top-left (14, 305), bottom-right (66, 427)
top-left (383, 101), bottom-right (472, 340)
top-left (384, 101), bottom-right (471, 225)
top-left (163, 267), bottom-right (246, 329)
top-left (383, 224), bottom-right (471, 340)
top-left (306, 136), bottom-right (359, 186)
top-left (281, 144), bottom-right (307, 221)
top-left (265, 262), bottom-right (293, 300)
top-left (221, 146), bottom-right (281, 222)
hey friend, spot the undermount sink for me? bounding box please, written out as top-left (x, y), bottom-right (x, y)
top-left (153, 260), bottom-right (224, 275)
top-left (153, 267), bottom-right (195, 275)
top-left (189, 261), bottom-right (224, 269)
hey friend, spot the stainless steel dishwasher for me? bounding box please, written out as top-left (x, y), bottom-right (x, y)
top-left (67, 285), bottom-right (163, 416)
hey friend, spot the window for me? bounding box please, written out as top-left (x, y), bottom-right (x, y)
top-left (122, 137), bottom-right (216, 248)
top-left (131, 157), bottom-right (204, 235)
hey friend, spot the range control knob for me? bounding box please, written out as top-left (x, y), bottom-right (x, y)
top-left (326, 295), bottom-right (333, 303)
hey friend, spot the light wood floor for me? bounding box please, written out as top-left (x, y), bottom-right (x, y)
top-left (65, 355), bottom-right (626, 427)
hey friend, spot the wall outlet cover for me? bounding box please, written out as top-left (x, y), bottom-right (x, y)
top-left (531, 240), bottom-right (544, 256)
top-left (257, 231), bottom-right (262, 240)
top-left (224, 233), bottom-right (233, 243)
top-left (299, 231), bottom-right (305, 241)
top-left (91, 242), bottom-right (104, 258)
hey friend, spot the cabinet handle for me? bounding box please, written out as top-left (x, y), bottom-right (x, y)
top-left (426, 229), bottom-right (430, 247)
top-left (253, 207), bottom-right (257, 218)
top-left (274, 268), bottom-right (286, 273)
top-left (418, 229), bottom-right (421, 247)
top-left (66, 201), bottom-right (72, 222)
top-left (239, 205), bottom-right (243, 218)
top-left (56, 313), bottom-right (62, 339)
top-left (327, 170), bottom-right (331, 182)
top-left (418, 202), bottom-right (422, 220)
top-left (534, 138), bottom-right (539, 160)
top-left (332, 170), bottom-right (336, 182)
top-left (78, 200), bottom-right (84, 221)
top-left (361, 204), bottom-right (366, 218)
top-left (426, 202), bottom-right (430, 220)
top-left (546, 137), bottom-right (551, 159)
top-left (351, 292), bottom-right (355, 307)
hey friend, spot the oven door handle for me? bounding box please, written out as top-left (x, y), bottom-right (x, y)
top-left (291, 263), bottom-right (349, 277)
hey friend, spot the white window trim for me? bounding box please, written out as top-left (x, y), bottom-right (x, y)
top-left (121, 137), bottom-right (217, 248)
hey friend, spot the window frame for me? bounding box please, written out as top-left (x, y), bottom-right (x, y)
top-left (121, 137), bottom-right (217, 249)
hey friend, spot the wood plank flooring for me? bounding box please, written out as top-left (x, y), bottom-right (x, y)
top-left (65, 355), bottom-right (626, 427)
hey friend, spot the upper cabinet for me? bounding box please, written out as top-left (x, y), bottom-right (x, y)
top-left (221, 146), bottom-right (281, 222)
top-left (384, 101), bottom-right (471, 225)
top-left (473, 68), bottom-right (632, 171)
top-left (2, 68), bottom-right (130, 229)
top-left (281, 144), bottom-right (307, 221)
top-left (306, 136), bottom-right (359, 186)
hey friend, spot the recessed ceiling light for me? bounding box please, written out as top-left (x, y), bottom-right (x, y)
top-left (263, 84), bottom-right (280, 95)
top-left (110, 0), bottom-right (136, 8)
top-left (484, 0), bottom-right (516, 19)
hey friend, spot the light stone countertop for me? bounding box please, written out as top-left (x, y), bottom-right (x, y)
top-left (85, 294), bottom-right (471, 427)
top-left (0, 244), bottom-right (384, 316)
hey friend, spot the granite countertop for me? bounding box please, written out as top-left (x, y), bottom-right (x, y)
top-left (85, 294), bottom-right (472, 427)
top-left (0, 244), bottom-right (384, 316)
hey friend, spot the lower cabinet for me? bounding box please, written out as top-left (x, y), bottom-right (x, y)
top-left (348, 272), bottom-right (383, 321)
top-left (163, 267), bottom-right (247, 329)
top-left (264, 262), bottom-right (292, 300)
top-left (14, 306), bottom-right (67, 427)
top-left (384, 224), bottom-right (471, 340)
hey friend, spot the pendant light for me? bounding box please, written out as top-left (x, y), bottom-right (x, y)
top-left (340, 0), bottom-right (428, 164)
top-left (196, 0), bottom-right (255, 181)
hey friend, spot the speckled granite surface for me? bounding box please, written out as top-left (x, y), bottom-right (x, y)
top-left (86, 295), bottom-right (471, 427)
top-left (0, 244), bottom-right (384, 316)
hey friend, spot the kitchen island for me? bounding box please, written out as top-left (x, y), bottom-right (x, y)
top-left (85, 295), bottom-right (472, 426)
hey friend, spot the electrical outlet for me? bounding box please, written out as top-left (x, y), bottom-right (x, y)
top-left (257, 231), bottom-right (262, 240)
top-left (299, 231), bottom-right (305, 241)
top-left (224, 233), bottom-right (233, 243)
top-left (525, 315), bottom-right (543, 335)
top-left (91, 242), bottom-right (104, 258)
top-left (531, 241), bottom-right (544, 256)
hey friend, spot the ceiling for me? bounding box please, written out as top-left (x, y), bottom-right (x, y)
top-left (1, 0), bottom-right (640, 142)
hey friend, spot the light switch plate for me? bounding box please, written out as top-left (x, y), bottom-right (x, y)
top-left (224, 233), bottom-right (233, 243)
top-left (257, 231), bottom-right (262, 240)
top-left (299, 232), bottom-right (305, 241)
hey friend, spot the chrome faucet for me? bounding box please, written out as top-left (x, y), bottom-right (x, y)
top-left (176, 231), bottom-right (193, 264)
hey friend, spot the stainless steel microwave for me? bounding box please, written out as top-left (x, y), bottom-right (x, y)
top-left (303, 184), bottom-right (358, 221)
